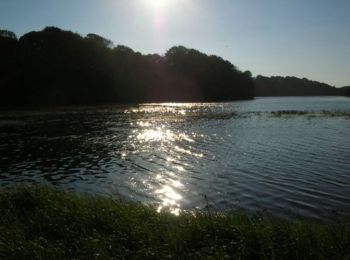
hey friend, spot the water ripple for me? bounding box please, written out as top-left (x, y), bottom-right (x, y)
top-left (0, 97), bottom-right (350, 220)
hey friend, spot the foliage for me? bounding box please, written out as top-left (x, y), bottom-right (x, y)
top-left (342, 86), bottom-right (350, 96)
top-left (0, 187), bottom-right (349, 259)
top-left (254, 75), bottom-right (341, 96)
top-left (0, 29), bottom-right (17, 39)
top-left (0, 27), bottom-right (254, 107)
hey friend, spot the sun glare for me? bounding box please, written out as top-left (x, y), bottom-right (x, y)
top-left (148, 0), bottom-right (170, 10)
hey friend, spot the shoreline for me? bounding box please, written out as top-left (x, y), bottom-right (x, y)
top-left (1, 186), bottom-right (349, 259)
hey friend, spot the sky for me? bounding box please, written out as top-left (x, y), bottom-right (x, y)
top-left (1, 0), bottom-right (349, 87)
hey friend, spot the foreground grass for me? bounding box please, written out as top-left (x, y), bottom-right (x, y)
top-left (0, 187), bottom-right (349, 259)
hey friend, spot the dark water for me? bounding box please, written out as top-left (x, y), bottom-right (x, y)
top-left (1, 97), bottom-right (349, 220)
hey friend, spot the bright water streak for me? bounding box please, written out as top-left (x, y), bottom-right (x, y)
top-left (0, 97), bottom-right (349, 220)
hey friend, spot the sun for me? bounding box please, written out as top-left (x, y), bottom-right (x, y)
top-left (143, 0), bottom-right (188, 13)
top-left (147, 0), bottom-right (172, 10)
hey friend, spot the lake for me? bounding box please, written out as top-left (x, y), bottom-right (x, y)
top-left (0, 97), bottom-right (349, 220)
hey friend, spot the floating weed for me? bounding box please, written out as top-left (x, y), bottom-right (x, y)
top-left (271, 110), bottom-right (309, 117)
top-left (268, 110), bottom-right (350, 119)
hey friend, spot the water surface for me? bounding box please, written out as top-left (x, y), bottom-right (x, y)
top-left (1, 97), bottom-right (349, 220)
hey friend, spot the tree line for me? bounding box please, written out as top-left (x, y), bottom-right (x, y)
top-left (0, 27), bottom-right (254, 106)
top-left (342, 86), bottom-right (350, 96)
top-left (254, 75), bottom-right (343, 96)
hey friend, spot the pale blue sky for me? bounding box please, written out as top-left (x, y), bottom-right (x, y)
top-left (1, 0), bottom-right (349, 86)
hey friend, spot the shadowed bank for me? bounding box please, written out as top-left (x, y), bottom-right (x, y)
top-left (1, 187), bottom-right (349, 259)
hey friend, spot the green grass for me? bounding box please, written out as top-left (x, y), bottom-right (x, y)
top-left (0, 187), bottom-right (349, 259)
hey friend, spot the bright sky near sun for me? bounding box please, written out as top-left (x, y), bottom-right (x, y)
top-left (1, 0), bottom-right (349, 87)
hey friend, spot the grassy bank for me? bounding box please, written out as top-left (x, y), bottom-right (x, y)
top-left (0, 187), bottom-right (349, 259)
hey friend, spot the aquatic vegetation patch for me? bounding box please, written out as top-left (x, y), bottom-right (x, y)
top-left (0, 187), bottom-right (349, 259)
top-left (268, 110), bottom-right (350, 119)
top-left (271, 110), bottom-right (309, 117)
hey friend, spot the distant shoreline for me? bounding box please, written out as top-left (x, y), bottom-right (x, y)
top-left (2, 27), bottom-right (349, 107)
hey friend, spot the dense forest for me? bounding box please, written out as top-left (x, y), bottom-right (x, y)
top-left (254, 75), bottom-right (342, 96)
top-left (0, 27), bottom-right (254, 106)
top-left (1, 27), bottom-right (348, 106)
top-left (342, 86), bottom-right (350, 96)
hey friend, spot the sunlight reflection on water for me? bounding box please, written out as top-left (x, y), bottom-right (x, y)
top-left (1, 97), bottom-right (350, 220)
top-left (126, 104), bottom-right (204, 215)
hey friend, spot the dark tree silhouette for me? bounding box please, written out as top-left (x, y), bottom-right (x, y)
top-left (0, 30), bottom-right (18, 106)
top-left (163, 46), bottom-right (254, 101)
top-left (8, 27), bottom-right (347, 106)
top-left (0, 27), bottom-right (255, 106)
top-left (342, 86), bottom-right (350, 96)
top-left (254, 75), bottom-right (342, 96)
